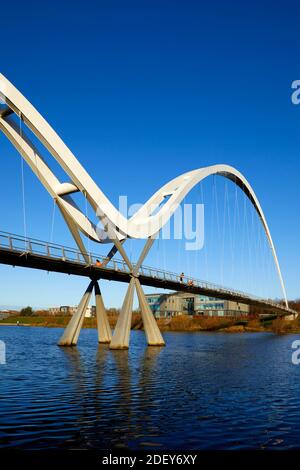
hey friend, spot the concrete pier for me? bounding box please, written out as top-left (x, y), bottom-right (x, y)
top-left (58, 281), bottom-right (94, 346)
top-left (135, 278), bottom-right (165, 346)
top-left (95, 281), bottom-right (112, 344)
top-left (109, 278), bottom-right (135, 350)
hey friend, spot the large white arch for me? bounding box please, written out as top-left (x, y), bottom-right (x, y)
top-left (0, 73), bottom-right (288, 308)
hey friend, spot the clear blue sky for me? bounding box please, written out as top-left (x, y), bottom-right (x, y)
top-left (0, 0), bottom-right (299, 308)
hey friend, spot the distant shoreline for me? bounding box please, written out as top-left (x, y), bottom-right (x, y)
top-left (1, 314), bottom-right (300, 334)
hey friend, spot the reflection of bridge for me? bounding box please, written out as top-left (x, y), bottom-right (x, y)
top-left (0, 231), bottom-right (295, 315)
top-left (0, 73), bottom-right (294, 349)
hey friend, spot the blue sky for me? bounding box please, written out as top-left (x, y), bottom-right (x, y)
top-left (0, 0), bottom-right (299, 308)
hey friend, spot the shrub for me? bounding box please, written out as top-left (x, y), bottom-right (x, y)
top-left (20, 306), bottom-right (34, 316)
top-left (168, 315), bottom-right (194, 331)
top-left (271, 317), bottom-right (288, 334)
top-left (195, 316), bottom-right (234, 331)
top-left (246, 319), bottom-right (262, 330)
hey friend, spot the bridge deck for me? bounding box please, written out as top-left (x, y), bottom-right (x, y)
top-left (0, 231), bottom-right (295, 316)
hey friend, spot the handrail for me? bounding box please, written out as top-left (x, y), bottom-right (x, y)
top-left (0, 231), bottom-right (295, 314)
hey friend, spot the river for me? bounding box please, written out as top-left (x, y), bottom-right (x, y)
top-left (0, 326), bottom-right (299, 450)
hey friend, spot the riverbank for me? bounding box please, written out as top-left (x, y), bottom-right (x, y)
top-left (1, 314), bottom-right (300, 334)
top-left (157, 315), bottom-right (300, 334)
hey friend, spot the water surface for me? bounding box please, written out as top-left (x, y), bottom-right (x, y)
top-left (0, 326), bottom-right (299, 450)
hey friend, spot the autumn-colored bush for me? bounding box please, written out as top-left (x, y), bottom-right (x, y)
top-left (289, 300), bottom-right (300, 313)
top-left (271, 317), bottom-right (290, 334)
top-left (246, 319), bottom-right (262, 330)
top-left (168, 315), bottom-right (194, 331)
top-left (131, 313), bottom-right (142, 329)
top-left (157, 315), bottom-right (236, 332)
top-left (197, 316), bottom-right (234, 331)
top-left (35, 310), bottom-right (53, 317)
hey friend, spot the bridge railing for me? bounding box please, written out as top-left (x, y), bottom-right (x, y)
top-left (0, 231), bottom-right (131, 273)
top-left (137, 263), bottom-right (286, 309)
top-left (0, 231), bottom-right (292, 313)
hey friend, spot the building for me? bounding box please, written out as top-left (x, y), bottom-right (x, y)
top-left (145, 292), bottom-right (249, 318)
top-left (0, 310), bottom-right (11, 320)
top-left (194, 295), bottom-right (249, 317)
top-left (146, 292), bottom-right (195, 318)
top-left (48, 305), bottom-right (96, 317)
top-left (48, 306), bottom-right (75, 316)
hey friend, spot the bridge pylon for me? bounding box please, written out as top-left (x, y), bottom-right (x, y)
top-left (58, 281), bottom-right (94, 346)
top-left (109, 277), bottom-right (136, 350)
top-left (109, 275), bottom-right (165, 350)
top-left (134, 277), bottom-right (165, 347)
top-left (94, 280), bottom-right (112, 344)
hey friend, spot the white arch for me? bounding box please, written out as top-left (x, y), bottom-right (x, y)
top-left (0, 73), bottom-right (288, 307)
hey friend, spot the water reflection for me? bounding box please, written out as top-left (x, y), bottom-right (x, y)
top-left (135, 347), bottom-right (164, 448)
top-left (63, 346), bottom-right (84, 374)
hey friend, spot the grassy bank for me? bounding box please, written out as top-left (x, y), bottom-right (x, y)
top-left (1, 313), bottom-right (300, 334)
top-left (0, 313), bottom-right (141, 329)
top-left (157, 315), bottom-right (300, 333)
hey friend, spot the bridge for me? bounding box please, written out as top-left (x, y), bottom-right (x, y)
top-left (0, 73), bottom-right (295, 350)
top-left (0, 231), bottom-right (295, 315)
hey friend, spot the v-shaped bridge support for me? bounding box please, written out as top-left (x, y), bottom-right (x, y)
top-left (58, 279), bottom-right (112, 346)
top-left (109, 236), bottom-right (165, 349)
top-left (58, 230), bottom-right (165, 349)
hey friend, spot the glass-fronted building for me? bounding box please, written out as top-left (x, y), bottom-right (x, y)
top-left (145, 292), bottom-right (249, 318)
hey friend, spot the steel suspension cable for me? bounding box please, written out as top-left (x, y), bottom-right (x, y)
top-left (232, 178), bottom-right (239, 288)
top-left (200, 182), bottom-right (209, 281)
top-left (213, 176), bottom-right (221, 284)
top-left (243, 192), bottom-right (254, 294)
top-left (225, 181), bottom-right (234, 287)
top-left (240, 185), bottom-right (247, 289)
top-left (221, 180), bottom-right (229, 287)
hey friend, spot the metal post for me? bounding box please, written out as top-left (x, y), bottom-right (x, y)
top-left (94, 280), bottom-right (112, 344)
top-left (58, 281), bottom-right (94, 346)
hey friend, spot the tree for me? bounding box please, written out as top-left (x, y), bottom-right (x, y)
top-left (20, 306), bottom-right (34, 316)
